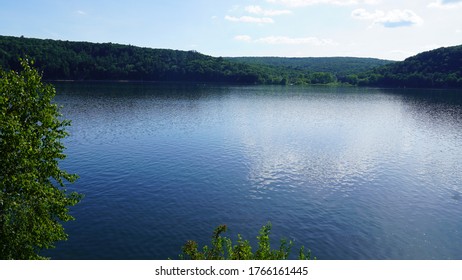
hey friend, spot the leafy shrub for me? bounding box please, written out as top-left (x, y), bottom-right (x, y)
top-left (180, 222), bottom-right (314, 260)
top-left (0, 59), bottom-right (80, 259)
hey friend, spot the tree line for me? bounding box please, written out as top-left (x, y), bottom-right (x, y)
top-left (341, 45), bottom-right (462, 88)
top-left (227, 56), bottom-right (393, 77)
top-left (0, 35), bottom-right (337, 85)
top-left (1, 35), bottom-right (461, 88)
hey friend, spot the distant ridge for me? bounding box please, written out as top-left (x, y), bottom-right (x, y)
top-left (226, 56), bottom-right (394, 77)
top-left (1, 35), bottom-right (461, 88)
top-left (0, 35), bottom-right (269, 84)
top-left (0, 35), bottom-right (387, 85)
top-left (357, 45), bottom-right (462, 88)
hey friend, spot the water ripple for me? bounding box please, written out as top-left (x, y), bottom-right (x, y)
top-left (50, 83), bottom-right (462, 260)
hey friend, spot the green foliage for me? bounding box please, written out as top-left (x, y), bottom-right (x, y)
top-left (0, 59), bottom-right (81, 259)
top-left (0, 35), bottom-right (383, 86)
top-left (0, 35), bottom-right (278, 84)
top-left (4, 35), bottom-right (459, 88)
top-left (180, 223), bottom-right (314, 260)
top-left (350, 45), bottom-right (462, 88)
top-left (228, 56), bottom-right (393, 77)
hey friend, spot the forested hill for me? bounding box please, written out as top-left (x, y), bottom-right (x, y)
top-left (356, 45), bottom-right (462, 88)
top-left (0, 35), bottom-right (296, 84)
top-left (0, 35), bottom-right (382, 85)
top-left (227, 57), bottom-right (393, 77)
top-left (0, 35), bottom-right (364, 85)
top-left (1, 35), bottom-right (461, 87)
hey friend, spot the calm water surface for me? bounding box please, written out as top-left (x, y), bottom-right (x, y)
top-left (47, 83), bottom-right (462, 259)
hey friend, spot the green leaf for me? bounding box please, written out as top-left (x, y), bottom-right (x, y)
top-left (0, 59), bottom-right (81, 260)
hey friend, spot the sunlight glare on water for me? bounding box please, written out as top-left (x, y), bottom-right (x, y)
top-left (49, 83), bottom-right (462, 260)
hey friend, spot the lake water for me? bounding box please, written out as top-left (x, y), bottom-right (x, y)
top-left (47, 82), bottom-right (462, 260)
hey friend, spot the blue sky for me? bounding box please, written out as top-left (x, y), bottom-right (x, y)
top-left (1, 0), bottom-right (462, 60)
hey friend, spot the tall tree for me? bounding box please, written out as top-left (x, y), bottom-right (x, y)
top-left (0, 59), bottom-right (81, 259)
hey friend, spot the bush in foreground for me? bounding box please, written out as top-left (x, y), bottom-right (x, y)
top-left (180, 222), bottom-right (314, 260)
top-left (0, 59), bottom-right (81, 259)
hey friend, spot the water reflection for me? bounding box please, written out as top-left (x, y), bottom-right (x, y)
top-left (50, 83), bottom-right (462, 260)
top-left (230, 90), bottom-right (404, 198)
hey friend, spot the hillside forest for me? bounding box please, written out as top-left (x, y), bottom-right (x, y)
top-left (1, 35), bottom-right (461, 88)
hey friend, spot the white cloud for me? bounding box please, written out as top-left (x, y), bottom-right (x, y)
top-left (375, 10), bottom-right (424, 28)
top-left (266, 0), bottom-right (378, 7)
top-left (225, 5), bottom-right (290, 27)
top-left (428, 0), bottom-right (462, 8)
top-left (245, 5), bottom-right (292, 16)
top-left (255, 36), bottom-right (337, 46)
top-left (225, 15), bottom-right (274, 23)
top-left (352, 9), bottom-right (423, 28)
top-left (76, 10), bottom-right (87, 16)
top-left (234, 35), bottom-right (253, 42)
